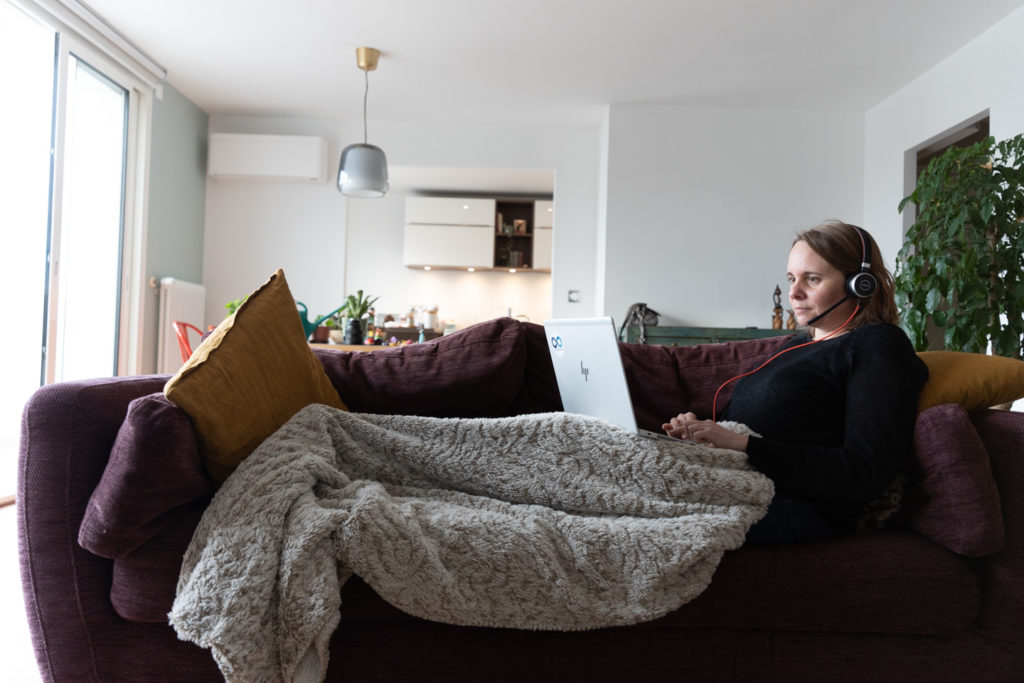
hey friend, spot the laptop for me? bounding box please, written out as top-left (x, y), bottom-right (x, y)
top-left (542, 316), bottom-right (686, 443)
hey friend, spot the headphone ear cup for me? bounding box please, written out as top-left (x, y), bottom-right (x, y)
top-left (847, 271), bottom-right (877, 299)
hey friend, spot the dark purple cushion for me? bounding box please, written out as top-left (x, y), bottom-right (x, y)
top-left (78, 393), bottom-right (214, 559)
top-left (899, 403), bottom-right (1005, 556)
top-left (621, 335), bottom-right (793, 432)
top-left (316, 317), bottom-right (538, 417)
top-left (110, 500), bottom-right (207, 622)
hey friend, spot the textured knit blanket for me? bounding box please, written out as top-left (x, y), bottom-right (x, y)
top-left (170, 404), bottom-right (773, 682)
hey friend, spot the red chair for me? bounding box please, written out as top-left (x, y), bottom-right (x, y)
top-left (173, 321), bottom-right (205, 362)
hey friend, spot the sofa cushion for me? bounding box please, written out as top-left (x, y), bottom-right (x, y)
top-left (164, 268), bottom-right (346, 482)
top-left (656, 531), bottom-right (980, 634)
top-left (917, 350), bottom-right (1024, 412)
top-left (111, 525), bottom-right (979, 637)
top-left (620, 335), bottom-right (793, 431)
top-left (898, 403), bottom-right (1005, 557)
top-left (109, 500), bottom-right (208, 622)
top-left (315, 316), bottom-right (533, 417)
top-left (78, 393), bottom-right (213, 558)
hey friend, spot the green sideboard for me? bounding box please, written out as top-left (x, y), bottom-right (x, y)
top-left (620, 324), bottom-right (793, 345)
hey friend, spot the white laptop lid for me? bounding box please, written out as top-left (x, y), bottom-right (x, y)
top-left (543, 316), bottom-right (641, 434)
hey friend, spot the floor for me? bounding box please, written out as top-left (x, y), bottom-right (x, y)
top-left (1, 502), bottom-right (42, 681)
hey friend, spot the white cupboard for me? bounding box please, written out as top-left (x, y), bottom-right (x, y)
top-left (403, 224), bottom-right (495, 268)
top-left (533, 200), bottom-right (554, 229)
top-left (403, 196), bottom-right (553, 271)
top-left (533, 227), bottom-right (552, 271)
top-left (403, 197), bottom-right (495, 268)
top-left (405, 197), bottom-right (495, 226)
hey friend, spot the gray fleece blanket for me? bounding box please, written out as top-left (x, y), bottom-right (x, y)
top-left (170, 405), bottom-right (773, 682)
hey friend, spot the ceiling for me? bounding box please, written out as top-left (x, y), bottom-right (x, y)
top-left (85, 0), bottom-right (1024, 127)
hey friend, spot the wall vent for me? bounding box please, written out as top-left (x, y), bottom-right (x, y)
top-left (208, 133), bottom-right (328, 182)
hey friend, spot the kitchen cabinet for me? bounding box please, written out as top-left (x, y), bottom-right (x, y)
top-left (403, 197), bottom-right (496, 268)
top-left (532, 200), bottom-right (553, 270)
top-left (405, 197), bottom-right (496, 226)
top-left (403, 223), bottom-right (495, 268)
top-left (534, 200), bottom-right (554, 228)
top-left (403, 195), bottom-right (552, 271)
top-left (533, 227), bottom-right (552, 271)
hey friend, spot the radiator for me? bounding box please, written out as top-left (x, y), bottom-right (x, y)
top-left (157, 277), bottom-right (206, 374)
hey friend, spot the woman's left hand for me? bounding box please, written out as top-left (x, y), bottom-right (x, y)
top-left (683, 419), bottom-right (749, 452)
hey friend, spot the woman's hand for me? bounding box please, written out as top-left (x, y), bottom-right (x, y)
top-left (662, 412), bottom-right (749, 452)
top-left (663, 412), bottom-right (700, 440)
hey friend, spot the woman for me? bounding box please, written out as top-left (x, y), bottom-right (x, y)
top-left (663, 220), bottom-right (928, 542)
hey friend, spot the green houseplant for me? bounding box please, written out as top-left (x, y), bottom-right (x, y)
top-left (342, 289), bottom-right (379, 321)
top-left (333, 290), bottom-right (378, 345)
top-left (894, 133), bottom-right (1024, 356)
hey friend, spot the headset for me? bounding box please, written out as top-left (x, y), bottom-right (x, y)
top-left (805, 224), bottom-right (877, 325)
top-left (709, 224), bottom-right (877, 421)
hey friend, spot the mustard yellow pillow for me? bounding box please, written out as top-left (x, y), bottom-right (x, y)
top-left (164, 269), bottom-right (346, 482)
top-left (917, 351), bottom-right (1024, 412)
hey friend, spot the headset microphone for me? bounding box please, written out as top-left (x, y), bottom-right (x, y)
top-left (805, 296), bottom-right (850, 326)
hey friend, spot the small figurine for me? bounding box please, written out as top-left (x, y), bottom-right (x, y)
top-left (786, 310), bottom-right (797, 330)
top-left (772, 285), bottom-right (783, 330)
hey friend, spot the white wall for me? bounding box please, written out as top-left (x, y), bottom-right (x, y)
top-left (601, 105), bottom-right (865, 328)
top-left (203, 106), bottom-right (867, 332)
top-left (203, 115), bottom-right (600, 329)
top-left (864, 5), bottom-right (1024, 260)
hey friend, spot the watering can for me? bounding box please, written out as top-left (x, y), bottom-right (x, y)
top-left (296, 301), bottom-right (345, 339)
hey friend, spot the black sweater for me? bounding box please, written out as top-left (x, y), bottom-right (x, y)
top-left (721, 323), bottom-right (928, 529)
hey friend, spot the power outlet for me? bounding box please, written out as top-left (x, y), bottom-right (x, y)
top-left (568, 290), bottom-right (581, 303)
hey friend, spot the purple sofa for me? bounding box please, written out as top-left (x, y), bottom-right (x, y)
top-left (18, 318), bottom-right (1024, 680)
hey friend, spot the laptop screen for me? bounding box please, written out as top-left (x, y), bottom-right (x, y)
top-left (543, 316), bottom-right (641, 434)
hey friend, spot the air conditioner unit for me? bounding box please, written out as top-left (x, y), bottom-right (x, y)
top-left (208, 133), bottom-right (329, 182)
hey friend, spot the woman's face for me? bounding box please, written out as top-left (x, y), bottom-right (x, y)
top-left (787, 239), bottom-right (855, 337)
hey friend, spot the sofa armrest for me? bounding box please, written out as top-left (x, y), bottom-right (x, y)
top-left (17, 375), bottom-right (218, 681)
top-left (969, 409), bottom-right (1024, 652)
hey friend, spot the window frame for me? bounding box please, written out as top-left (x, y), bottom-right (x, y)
top-left (11, 0), bottom-right (162, 379)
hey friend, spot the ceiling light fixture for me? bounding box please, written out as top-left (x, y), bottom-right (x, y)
top-left (337, 47), bottom-right (389, 197)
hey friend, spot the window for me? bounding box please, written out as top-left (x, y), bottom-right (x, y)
top-left (0, 0), bottom-right (164, 495)
top-left (53, 54), bottom-right (129, 380)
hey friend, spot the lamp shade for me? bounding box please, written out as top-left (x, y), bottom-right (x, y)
top-left (337, 143), bottom-right (389, 197)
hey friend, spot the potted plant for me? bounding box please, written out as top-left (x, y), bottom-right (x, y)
top-left (310, 315), bottom-right (333, 343)
top-left (335, 290), bottom-right (378, 345)
top-left (894, 133), bottom-right (1024, 357)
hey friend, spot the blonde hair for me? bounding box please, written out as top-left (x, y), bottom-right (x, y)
top-left (794, 220), bottom-right (899, 327)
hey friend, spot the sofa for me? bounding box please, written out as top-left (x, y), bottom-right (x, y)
top-left (18, 315), bottom-right (1024, 681)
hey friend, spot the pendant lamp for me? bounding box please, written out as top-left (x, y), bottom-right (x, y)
top-left (338, 47), bottom-right (389, 197)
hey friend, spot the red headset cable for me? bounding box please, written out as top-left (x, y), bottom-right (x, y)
top-left (711, 302), bottom-right (861, 421)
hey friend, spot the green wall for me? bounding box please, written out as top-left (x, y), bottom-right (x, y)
top-left (142, 82), bottom-right (208, 373)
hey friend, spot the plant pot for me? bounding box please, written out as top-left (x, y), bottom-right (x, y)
top-left (342, 319), bottom-right (364, 345)
top-left (311, 326), bottom-right (330, 343)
